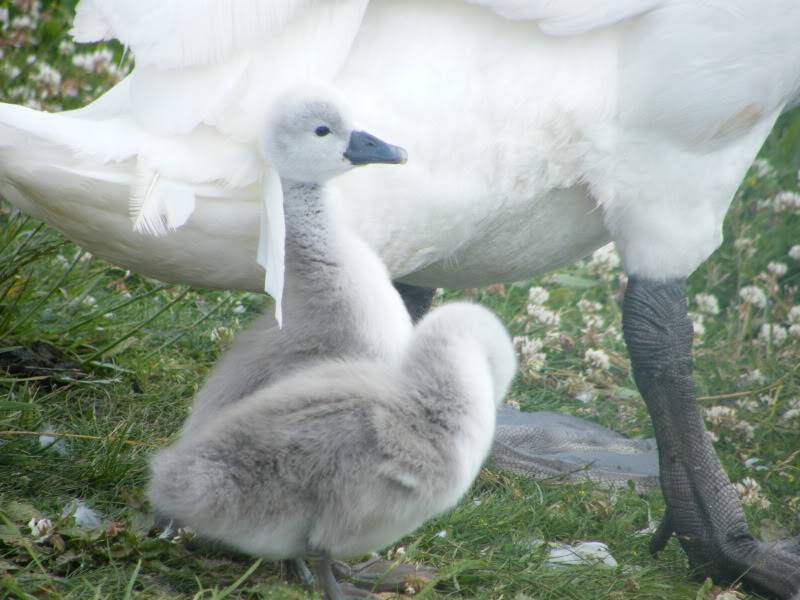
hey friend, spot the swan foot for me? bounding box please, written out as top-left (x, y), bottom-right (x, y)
top-left (623, 277), bottom-right (800, 599)
top-left (491, 406), bottom-right (659, 490)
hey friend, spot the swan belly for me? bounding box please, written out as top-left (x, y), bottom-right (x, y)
top-left (334, 180), bottom-right (609, 289)
top-left (398, 187), bottom-right (608, 288)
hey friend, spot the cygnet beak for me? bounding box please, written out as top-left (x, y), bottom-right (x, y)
top-left (344, 130), bottom-right (408, 166)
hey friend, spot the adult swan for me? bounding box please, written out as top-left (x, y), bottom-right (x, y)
top-left (1, 1), bottom-right (799, 597)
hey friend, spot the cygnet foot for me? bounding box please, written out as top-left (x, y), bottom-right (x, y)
top-left (311, 557), bottom-right (379, 600)
top-left (347, 557), bottom-right (436, 594)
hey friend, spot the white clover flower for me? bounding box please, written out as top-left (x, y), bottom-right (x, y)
top-left (584, 348), bottom-right (610, 371)
top-left (767, 261), bottom-right (788, 278)
top-left (11, 15), bottom-right (34, 29)
top-left (210, 326), bottom-right (233, 342)
top-left (759, 394), bottom-right (778, 407)
top-left (72, 48), bottom-right (115, 73)
top-left (744, 369), bottom-right (766, 385)
top-left (782, 398), bottom-right (800, 421)
top-left (733, 238), bottom-right (757, 259)
top-left (734, 420), bottom-right (755, 440)
top-left (527, 304), bottom-right (560, 328)
top-left (513, 336), bottom-right (546, 372)
top-left (739, 285), bottom-right (767, 309)
top-left (752, 158), bottom-right (775, 179)
top-left (736, 399), bottom-right (759, 412)
top-left (172, 526), bottom-right (195, 544)
top-left (789, 245), bottom-right (800, 261)
top-left (3, 64), bottom-right (21, 80)
top-left (787, 306), bottom-right (800, 325)
top-left (577, 299), bottom-right (602, 313)
top-left (783, 408), bottom-right (800, 422)
top-left (790, 324), bottom-right (800, 339)
top-left (527, 286), bottom-right (550, 306)
top-left (704, 405), bottom-right (737, 426)
top-left (582, 313), bottom-right (605, 330)
top-left (758, 323), bottom-right (788, 346)
top-left (58, 39), bottom-right (75, 55)
top-left (735, 477), bottom-right (771, 510)
top-left (694, 293), bottom-right (720, 315)
top-left (588, 243), bottom-right (620, 274)
top-left (689, 312), bottom-right (705, 338)
top-left (772, 191), bottom-right (800, 212)
top-left (28, 518), bottom-right (53, 539)
top-left (31, 62), bottom-right (61, 87)
top-left (574, 388), bottom-right (596, 404)
top-left (756, 198), bottom-right (774, 210)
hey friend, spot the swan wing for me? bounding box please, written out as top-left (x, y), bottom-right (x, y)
top-left (466, 0), bottom-right (665, 35)
top-left (72, 0), bottom-right (337, 69)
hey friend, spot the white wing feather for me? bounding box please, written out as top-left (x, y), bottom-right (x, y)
top-left (72, 0), bottom-right (326, 68)
top-left (465, 0), bottom-right (665, 35)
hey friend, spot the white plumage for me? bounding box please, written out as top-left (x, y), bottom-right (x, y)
top-left (4, 1), bottom-right (798, 292)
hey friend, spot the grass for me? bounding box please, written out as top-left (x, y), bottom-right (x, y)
top-left (1, 3), bottom-right (799, 599)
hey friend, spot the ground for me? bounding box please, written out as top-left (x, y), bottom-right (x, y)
top-left (1, 2), bottom-right (799, 599)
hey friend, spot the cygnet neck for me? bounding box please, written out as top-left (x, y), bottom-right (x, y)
top-left (281, 178), bottom-right (342, 287)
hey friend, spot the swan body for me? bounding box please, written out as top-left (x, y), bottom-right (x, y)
top-left (182, 86), bottom-right (412, 434)
top-left (150, 302), bottom-right (515, 561)
top-left (12, 1), bottom-right (800, 288)
top-left (5, 3), bottom-right (800, 595)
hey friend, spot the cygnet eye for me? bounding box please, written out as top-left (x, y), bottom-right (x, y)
top-left (315, 125), bottom-right (331, 137)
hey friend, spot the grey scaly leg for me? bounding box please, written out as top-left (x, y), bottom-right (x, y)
top-left (312, 557), bottom-right (346, 600)
top-left (393, 282), bottom-right (435, 323)
top-left (623, 277), bottom-right (800, 599)
top-left (288, 558), bottom-right (315, 589)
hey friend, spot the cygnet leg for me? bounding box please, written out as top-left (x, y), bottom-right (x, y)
top-left (287, 558), bottom-right (315, 588)
top-left (312, 557), bottom-right (346, 600)
top-left (623, 277), bottom-right (800, 599)
top-left (393, 282), bottom-right (435, 323)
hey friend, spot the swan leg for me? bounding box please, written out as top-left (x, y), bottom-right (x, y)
top-left (393, 282), bottom-right (435, 323)
top-left (623, 277), bottom-right (800, 599)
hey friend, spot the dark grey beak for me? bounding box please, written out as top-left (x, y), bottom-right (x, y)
top-left (344, 130), bottom-right (408, 166)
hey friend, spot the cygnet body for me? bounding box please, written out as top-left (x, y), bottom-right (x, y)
top-left (149, 303), bottom-right (515, 599)
top-left (149, 91), bottom-right (517, 599)
top-left (181, 87), bottom-right (412, 435)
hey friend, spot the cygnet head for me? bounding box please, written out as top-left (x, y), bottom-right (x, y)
top-left (264, 85), bottom-right (407, 184)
